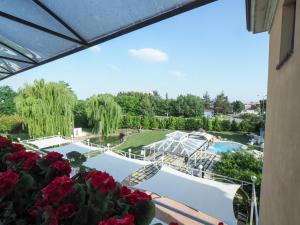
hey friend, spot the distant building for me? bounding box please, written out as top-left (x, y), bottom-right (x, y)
top-left (242, 102), bottom-right (259, 115)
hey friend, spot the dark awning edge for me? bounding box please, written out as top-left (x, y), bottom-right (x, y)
top-left (0, 0), bottom-right (215, 81)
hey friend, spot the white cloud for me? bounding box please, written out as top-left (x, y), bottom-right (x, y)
top-left (170, 71), bottom-right (187, 80)
top-left (89, 45), bottom-right (101, 52)
top-left (129, 48), bottom-right (168, 62)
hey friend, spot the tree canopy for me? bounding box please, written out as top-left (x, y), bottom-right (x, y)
top-left (0, 86), bottom-right (17, 115)
top-left (232, 100), bottom-right (245, 113)
top-left (203, 91), bottom-right (212, 110)
top-left (170, 94), bottom-right (204, 117)
top-left (86, 94), bottom-right (121, 137)
top-left (15, 80), bottom-right (77, 138)
top-left (214, 92), bottom-right (233, 114)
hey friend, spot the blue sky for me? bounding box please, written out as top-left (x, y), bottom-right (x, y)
top-left (1, 0), bottom-right (269, 102)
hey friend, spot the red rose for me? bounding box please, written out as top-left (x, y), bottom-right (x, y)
top-left (0, 170), bottom-right (19, 196)
top-left (218, 223), bottom-right (224, 225)
top-left (50, 160), bottom-right (72, 176)
top-left (86, 171), bottom-right (116, 194)
top-left (7, 151), bottom-right (40, 171)
top-left (42, 176), bottom-right (74, 204)
top-left (121, 188), bottom-right (152, 206)
top-left (98, 213), bottom-right (134, 225)
top-left (27, 208), bottom-right (38, 217)
top-left (11, 143), bottom-right (26, 152)
top-left (56, 203), bottom-right (75, 220)
top-left (0, 136), bottom-right (11, 147)
top-left (120, 186), bottom-right (132, 196)
top-left (44, 152), bottom-right (63, 161)
top-left (169, 222), bottom-right (179, 225)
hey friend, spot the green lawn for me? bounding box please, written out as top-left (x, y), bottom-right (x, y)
top-left (208, 131), bottom-right (249, 144)
top-left (116, 130), bottom-right (171, 153)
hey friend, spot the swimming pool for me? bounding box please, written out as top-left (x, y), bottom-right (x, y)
top-left (208, 141), bottom-right (245, 154)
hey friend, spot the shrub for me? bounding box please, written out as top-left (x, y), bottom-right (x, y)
top-left (221, 120), bottom-right (231, 131)
top-left (0, 137), bottom-right (155, 225)
top-left (175, 117), bottom-right (186, 130)
top-left (0, 115), bottom-right (23, 133)
top-left (167, 117), bottom-right (176, 130)
top-left (142, 116), bottom-right (150, 129)
top-left (149, 117), bottom-right (159, 129)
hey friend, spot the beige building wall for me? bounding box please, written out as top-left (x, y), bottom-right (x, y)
top-left (260, 0), bottom-right (300, 224)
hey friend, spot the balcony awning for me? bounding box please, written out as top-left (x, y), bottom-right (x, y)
top-left (0, 0), bottom-right (214, 81)
top-left (135, 166), bottom-right (240, 225)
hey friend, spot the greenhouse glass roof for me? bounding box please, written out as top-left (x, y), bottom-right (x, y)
top-left (0, 0), bottom-right (214, 81)
top-left (144, 131), bottom-right (208, 156)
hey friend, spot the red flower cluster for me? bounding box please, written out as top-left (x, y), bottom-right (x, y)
top-left (120, 186), bottom-right (152, 206)
top-left (86, 171), bottom-right (116, 193)
top-left (11, 143), bottom-right (26, 152)
top-left (42, 176), bottom-right (74, 204)
top-left (7, 151), bottom-right (40, 171)
top-left (0, 136), bottom-right (11, 147)
top-left (98, 213), bottom-right (134, 225)
top-left (0, 170), bottom-right (19, 196)
top-left (50, 160), bottom-right (72, 176)
top-left (56, 203), bottom-right (75, 220)
top-left (44, 152), bottom-right (63, 161)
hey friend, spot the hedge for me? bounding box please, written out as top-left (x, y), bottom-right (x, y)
top-left (0, 115), bottom-right (23, 133)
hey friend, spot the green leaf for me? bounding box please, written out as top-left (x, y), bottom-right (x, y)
top-left (16, 172), bottom-right (34, 192)
top-left (133, 201), bottom-right (156, 225)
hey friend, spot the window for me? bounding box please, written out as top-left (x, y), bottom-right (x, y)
top-left (277, 0), bottom-right (297, 69)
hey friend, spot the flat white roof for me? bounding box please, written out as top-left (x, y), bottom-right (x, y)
top-left (27, 136), bottom-right (71, 149)
top-left (46, 142), bottom-right (95, 157)
top-left (84, 151), bottom-right (150, 182)
top-left (135, 166), bottom-right (240, 225)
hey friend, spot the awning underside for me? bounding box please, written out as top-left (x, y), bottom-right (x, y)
top-left (0, 0), bottom-right (213, 80)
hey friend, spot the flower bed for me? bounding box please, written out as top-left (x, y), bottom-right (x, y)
top-left (0, 136), bottom-right (155, 225)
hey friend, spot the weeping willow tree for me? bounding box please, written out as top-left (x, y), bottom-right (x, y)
top-left (85, 95), bottom-right (121, 137)
top-left (15, 79), bottom-right (77, 138)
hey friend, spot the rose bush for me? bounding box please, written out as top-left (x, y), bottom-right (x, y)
top-left (0, 136), bottom-right (155, 225)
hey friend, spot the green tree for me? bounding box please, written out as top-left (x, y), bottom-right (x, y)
top-left (213, 152), bottom-right (263, 204)
top-left (0, 86), bottom-right (17, 115)
top-left (15, 80), bottom-right (76, 138)
top-left (73, 100), bottom-right (88, 128)
top-left (170, 94), bottom-right (204, 117)
top-left (232, 100), bottom-right (245, 114)
top-left (203, 91), bottom-right (212, 109)
top-left (86, 95), bottom-right (121, 137)
top-left (213, 92), bottom-right (233, 115)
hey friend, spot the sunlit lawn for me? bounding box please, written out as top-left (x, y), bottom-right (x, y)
top-left (116, 130), bottom-right (172, 154)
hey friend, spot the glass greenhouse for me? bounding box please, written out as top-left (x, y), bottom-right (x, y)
top-left (143, 131), bottom-right (209, 156)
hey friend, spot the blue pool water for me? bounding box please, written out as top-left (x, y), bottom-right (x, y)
top-left (208, 141), bottom-right (245, 154)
